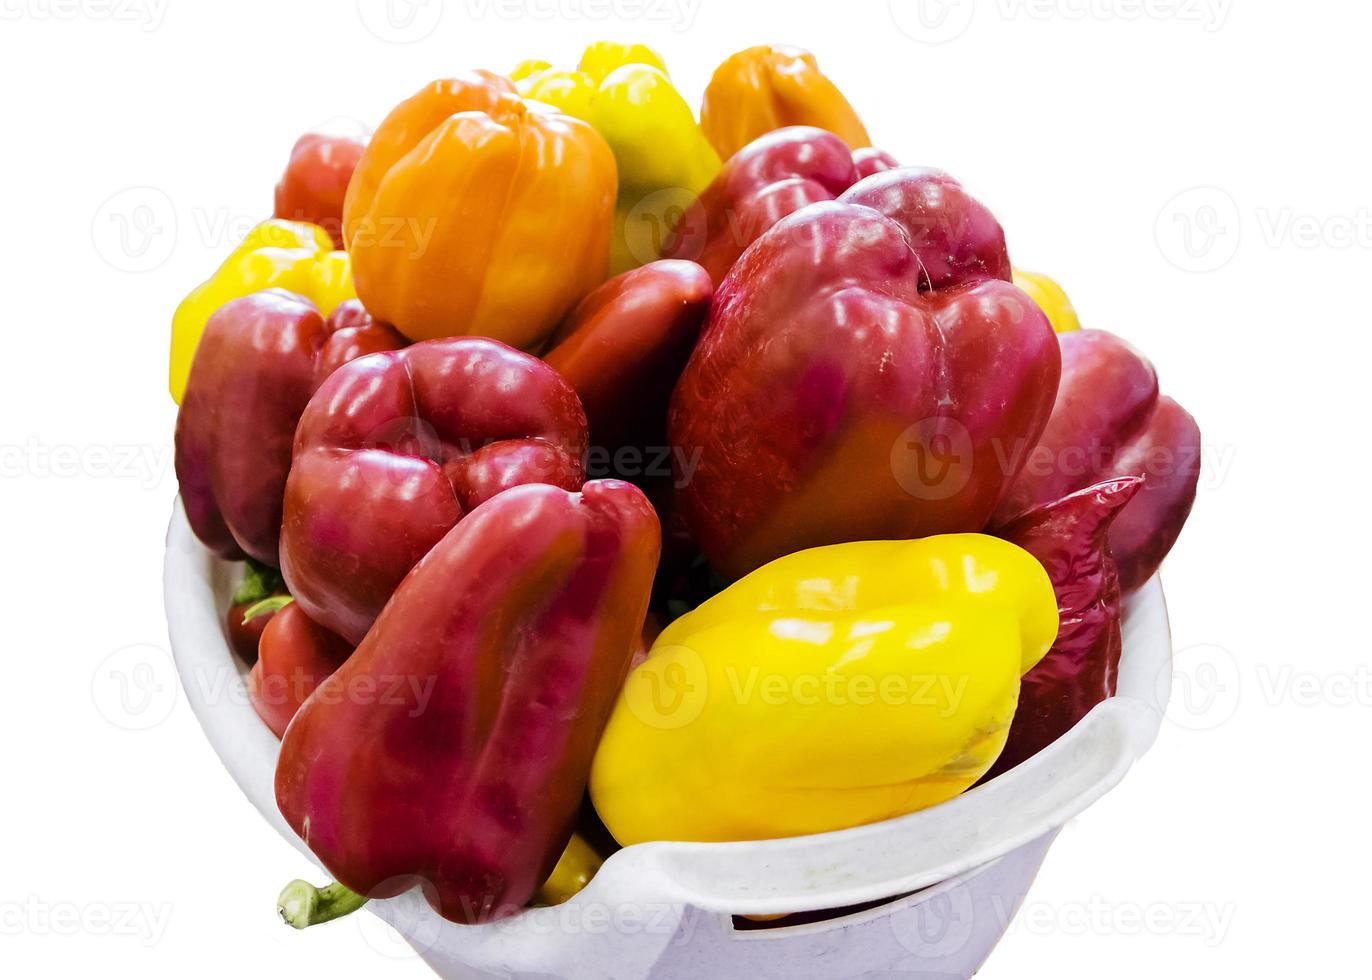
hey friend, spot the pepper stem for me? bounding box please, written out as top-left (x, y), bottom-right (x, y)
top-left (277, 879), bottom-right (369, 929)
top-left (242, 594), bottom-right (295, 624)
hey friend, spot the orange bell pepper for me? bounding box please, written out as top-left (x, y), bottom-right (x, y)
top-left (700, 46), bottom-right (870, 161)
top-left (342, 70), bottom-right (617, 350)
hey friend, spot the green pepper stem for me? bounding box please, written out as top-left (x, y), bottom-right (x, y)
top-left (277, 879), bottom-right (369, 929)
top-left (242, 594), bottom-right (295, 624)
top-left (232, 558), bottom-right (285, 606)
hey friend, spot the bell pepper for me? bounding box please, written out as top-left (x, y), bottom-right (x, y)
top-left (589, 534), bottom-right (1058, 845)
top-left (276, 480), bottom-right (660, 923)
top-left (994, 329), bottom-right (1201, 593)
top-left (174, 290), bottom-right (405, 566)
top-left (225, 559), bottom-right (286, 664)
top-left (515, 42), bottom-right (722, 274)
top-left (248, 598), bottom-right (353, 740)
top-left (342, 71), bottom-right (616, 348)
top-left (984, 478), bottom-right (1140, 779)
top-left (1013, 268), bottom-right (1081, 333)
top-left (279, 337), bottom-right (588, 644)
top-left (543, 259), bottom-right (712, 457)
top-left (274, 129), bottom-right (368, 250)
top-left (700, 45), bottom-right (871, 161)
top-left (168, 219), bottom-right (356, 402)
top-left (663, 126), bottom-right (867, 285)
top-left (669, 166), bottom-right (1061, 579)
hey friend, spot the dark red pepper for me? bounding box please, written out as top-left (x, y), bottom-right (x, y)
top-left (984, 477), bottom-right (1141, 779)
top-left (662, 126), bottom-right (889, 284)
top-left (175, 291), bottom-right (405, 565)
top-left (669, 167), bottom-right (1058, 579)
top-left (994, 329), bottom-right (1201, 593)
top-left (279, 337), bottom-right (589, 643)
top-left (275, 480), bottom-right (660, 923)
top-left (543, 259), bottom-right (712, 459)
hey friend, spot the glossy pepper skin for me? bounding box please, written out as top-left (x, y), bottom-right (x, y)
top-left (590, 534), bottom-right (1058, 845)
top-left (175, 291), bottom-right (405, 565)
top-left (543, 259), bottom-right (712, 456)
top-left (274, 129), bottom-right (368, 250)
top-left (984, 478), bottom-right (1141, 780)
top-left (700, 45), bottom-right (870, 161)
top-left (663, 126), bottom-right (891, 285)
top-left (280, 338), bottom-right (589, 644)
top-left (343, 71), bottom-right (616, 348)
top-left (515, 42), bottom-right (721, 274)
top-left (994, 329), bottom-right (1201, 593)
top-left (249, 600), bottom-right (353, 740)
top-left (168, 219), bottom-right (356, 402)
top-left (670, 168), bottom-right (1061, 579)
top-left (276, 481), bottom-right (661, 923)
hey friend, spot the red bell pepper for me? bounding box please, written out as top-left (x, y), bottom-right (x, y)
top-left (248, 600), bottom-right (353, 740)
top-left (669, 167), bottom-right (1059, 578)
top-left (274, 129), bottom-right (367, 251)
top-left (662, 126), bottom-right (896, 285)
top-left (994, 329), bottom-right (1201, 593)
top-left (543, 259), bottom-right (712, 460)
top-left (985, 477), bottom-right (1141, 779)
top-left (275, 481), bottom-right (660, 923)
top-left (279, 338), bottom-right (589, 643)
top-left (175, 290), bottom-right (405, 565)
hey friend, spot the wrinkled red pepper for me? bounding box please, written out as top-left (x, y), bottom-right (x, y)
top-left (248, 600), bottom-right (353, 740)
top-left (175, 290), bottom-right (405, 565)
top-left (984, 477), bottom-right (1141, 779)
top-left (275, 481), bottom-right (660, 923)
top-left (543, 259), bottom-right (712, 459)
top-left (670, 166), bottom-right (1060, 578)
top-left (994, 329), bottom-right (1201, 593)
top-left (662, 126), bottom-right (897, 285)
top-left (279, 338), bottom-right (589, 643)
top-left (274, 130), bottom-right (367, 250)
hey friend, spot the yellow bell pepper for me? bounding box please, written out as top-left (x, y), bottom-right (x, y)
top-left (1013, 268), bottom-right (1081, 334)
top-left (516, 42), bottom-right (721, 273)
top-left (168, 219), bottom-right (356, 402)
top-left (533, 834), bottom-right (603, 906)
top-left (589, 534), bottom-right (1058, 845)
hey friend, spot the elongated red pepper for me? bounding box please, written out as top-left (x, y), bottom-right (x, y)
top-left (985, 477), bottom-right (1140, 779)
top-left (543, 259), bottom-right (712, 459)
top-left (280, 337), bottom-right (589, 643)
top-left (994, 329), bottom-right (1200, 592)
top-left (175, 291), bottom-right (406, 565)
top-left (662, 126), bottom-right (896, 284)
top-left (249, 600), bottom-right (353, 740)
top-left (670, 166), bottom-right (1058, 578)
top-left (275, 481), bottom-right (660, 923)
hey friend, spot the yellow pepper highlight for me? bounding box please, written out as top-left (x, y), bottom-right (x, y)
top-left (1013, 268), bottom-right (1081, 334)
top-left (168, 219), bottom-right (356, 402)
top-left (516, 42), bottom-right (721, 273)
top-left (590, 535), bottom-right (1058, 845)
top-left (533, 834), bottom-right (603, 906)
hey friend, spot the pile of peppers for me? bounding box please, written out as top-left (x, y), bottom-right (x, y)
top-left (170, 41), bottom-right (1201, 929)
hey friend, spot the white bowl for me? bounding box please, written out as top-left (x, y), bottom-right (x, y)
top-left (165, 500), bottom-right (1172, 979)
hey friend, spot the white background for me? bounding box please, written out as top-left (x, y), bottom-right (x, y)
top-left (1, 0), bottom-right (1367, 976)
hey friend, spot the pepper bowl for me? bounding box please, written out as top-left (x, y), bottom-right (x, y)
top-left (164, 501), bottom-right (1172, 979)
